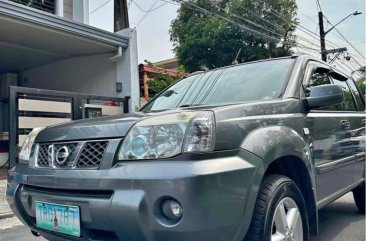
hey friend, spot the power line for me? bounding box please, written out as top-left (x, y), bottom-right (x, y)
top-left (298, 10), bottom-right (317, 24)
top-left (265, 2), bottom-right (364, 70)
top-left (316, 0), bottom-right (322, 12)
top-left (267, 4), bottom-right (365, 67)
top-left (229, 2), bottom-right (287, 35)
top-left (296, 11), bottom-right (340, 49)
top-left (323, 15), bottom-right (366, 60)
top-left (349, 56), bottom-right (364, 68)
top-left (209, 2), bottom-right (288, 39)
top-left (132, 0), bottom-right (169, 13)
top-left (89, 0), bottom-right (112, 14)
top-left (200, 0), bottom-right (330, 55)
top-left (266, 5), bottom-right (343, 50)
top-left (128, 0), bottom-right (133, 9)
top-left (225, 1), bottom-right (327, 55)
top-left (228, 9), bottom-right (285, 38)
top-left (134, 0), bottom-right (160, 27)
top-left (333, 28), bottom-right (366, 59)
top-left (310, 25), bottom-right (319, 49)
top-left (181, 1), bottom-right (318, 51)
top-left (164, 0), bottom-right (321, 57)
top-left (172, 0), bottom-right (283, 43)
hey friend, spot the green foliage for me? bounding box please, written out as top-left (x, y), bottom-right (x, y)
top-left (170, 0), bottom-right (298, 72)
top-left (355, 67), bottom-right (365, 95)
top-left (148, 75), bottom-right (179, 95)
top-left (356, 79), bottom-right (365, 95)
top-left (144, 60), bottom-right (185, 96)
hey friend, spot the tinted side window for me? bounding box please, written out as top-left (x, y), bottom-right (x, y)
top-left (331, 77), bottom-right (357, 111)
top-left (306, 71), bottom-right (338, 111)
top-left (347, 79), bottom-right (365, 111)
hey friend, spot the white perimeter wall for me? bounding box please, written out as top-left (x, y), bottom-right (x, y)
top-left (19, 53), bottom-right (118, 97)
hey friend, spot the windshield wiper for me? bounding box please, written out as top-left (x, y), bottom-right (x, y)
top-left (178, 104), bottom-right (203, 108)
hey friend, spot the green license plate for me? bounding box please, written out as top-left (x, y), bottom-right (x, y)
top-left (35, 201), bottom-right (81, 237)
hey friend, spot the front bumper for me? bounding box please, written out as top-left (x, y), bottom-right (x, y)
top-left (6, 150), bottom-right (263, 241)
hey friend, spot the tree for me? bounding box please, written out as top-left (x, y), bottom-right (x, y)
top-left (355, 67), bottom-right (365, 95)
top-left (148, 75), bottom-right (179, 95)
top-left (144, 61), bottom-right (186, 96)
top-left (170, 0), bottom-right (298, 72)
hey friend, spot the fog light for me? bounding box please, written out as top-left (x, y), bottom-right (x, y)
top-left (161, 199), bottom-right (183, 220)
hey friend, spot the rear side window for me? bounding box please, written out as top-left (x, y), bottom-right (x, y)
top-left (347, 79), bottom-right (365, 111)
top-left (331, 77), bottom-right (357, 111)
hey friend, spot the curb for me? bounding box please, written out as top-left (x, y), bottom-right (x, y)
top-left (0, 211), bottom-right (14, 220)
top-left (1, 178), bottom-right (12, 220)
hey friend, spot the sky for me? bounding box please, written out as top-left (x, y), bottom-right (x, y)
top-left (88, 0), bottom-right (366, 71)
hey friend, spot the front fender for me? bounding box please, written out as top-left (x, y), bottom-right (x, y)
top-left (241, 126), bottom-right (310, 164)
top-left (241, 125), bottom-right (315, 189)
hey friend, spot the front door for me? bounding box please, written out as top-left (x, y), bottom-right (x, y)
top-left (304, 62), bottom-right (359, 204)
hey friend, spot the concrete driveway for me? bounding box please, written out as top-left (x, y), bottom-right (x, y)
top-left (0, 193), bottom-right (364, 241)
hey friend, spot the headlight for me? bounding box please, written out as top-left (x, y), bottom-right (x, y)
top-left (118, 111), bottom-right (215, 160)
top-left (19, 127), bottom-right (44, 163)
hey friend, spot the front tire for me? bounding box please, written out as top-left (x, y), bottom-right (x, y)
top-left (244, 175), bottom-right (309, 241)
top-left (353, 183), bottom-right (365, 213)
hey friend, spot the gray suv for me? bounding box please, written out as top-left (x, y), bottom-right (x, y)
top-left (6, 55), bottom-right (365, 241)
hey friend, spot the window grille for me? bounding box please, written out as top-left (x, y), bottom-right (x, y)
top-left (9, 0), bottom-right (56, 14)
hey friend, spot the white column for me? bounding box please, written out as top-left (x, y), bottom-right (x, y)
top-left (55, 0), bottom-right (64, 17)
top-left (73, 0), bottom-right (89, 24)
top-left (83, 0), bottom-right (89, 24)
top-left (115, 28), bottom-right (140, 112)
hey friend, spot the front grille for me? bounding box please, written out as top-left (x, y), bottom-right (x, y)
top-left (36, 145), bottom-right (50, 167)
top-left (36, 140), bottom-right (109, 169)
top-left (76, 141), bottom-right (109, 168)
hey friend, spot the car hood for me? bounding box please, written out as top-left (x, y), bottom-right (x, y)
top-left (35, 112), bottom-right (146, 143)
top-left (34, 108), bottom-right (205, 143)
top-left (34, 99), bottom-right (300, 143)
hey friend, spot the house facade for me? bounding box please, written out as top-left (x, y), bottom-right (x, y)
top-left (0, 0), bottom-right (139, 165)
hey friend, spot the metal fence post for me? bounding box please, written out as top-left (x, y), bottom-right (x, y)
top-left (123, 96), bottom-right (130, 113)
top-left (72, 95), bottom-right (83, 120)
top-left (9, 86), bottom-right (18, 169)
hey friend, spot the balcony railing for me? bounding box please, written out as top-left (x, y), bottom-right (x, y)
top-left (9, 0), bottom-right (55, 14)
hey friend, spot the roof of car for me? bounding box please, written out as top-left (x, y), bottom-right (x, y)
top-left (188, 54), bottom-right (350, 79)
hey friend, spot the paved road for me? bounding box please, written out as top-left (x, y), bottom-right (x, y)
top-left (0, 193), bottom-right (364, 241)
top-left (310, 192), bottom-right (365, 241)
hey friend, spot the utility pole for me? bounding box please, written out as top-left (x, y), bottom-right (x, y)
top-left (318, 10), bottom-right (362, 62)
top-left (114, 0), bottom-right (129, 32)
top-left (318, 11), bottom-right (327, 62)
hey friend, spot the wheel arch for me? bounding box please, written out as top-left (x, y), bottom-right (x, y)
top-left (264, 155), bottom-right (318, 235)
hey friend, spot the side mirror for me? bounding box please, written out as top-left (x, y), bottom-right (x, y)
top-left (306, 84), bottom-right (344, 109)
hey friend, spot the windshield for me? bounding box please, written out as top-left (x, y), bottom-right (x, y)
top-left (141, 58), bottom-right (294, 112)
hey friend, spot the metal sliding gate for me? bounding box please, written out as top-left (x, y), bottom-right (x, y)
top-left (9, 86), bottom-right (130, 168)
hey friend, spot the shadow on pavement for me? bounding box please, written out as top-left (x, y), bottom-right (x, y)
top-left (311, 193), bottom-right (365, 241)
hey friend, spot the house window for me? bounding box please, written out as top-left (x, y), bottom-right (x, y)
top-left (9, 0), bottom-right (56, 14)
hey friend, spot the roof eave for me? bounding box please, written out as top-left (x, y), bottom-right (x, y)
top-left (0, 0), bottom-right (129, 48)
